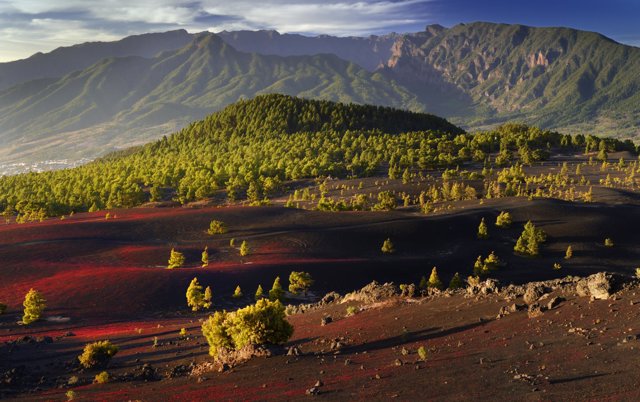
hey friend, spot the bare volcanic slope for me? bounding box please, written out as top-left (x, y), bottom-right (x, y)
top-left (2, 194), bottom-right (640, 323)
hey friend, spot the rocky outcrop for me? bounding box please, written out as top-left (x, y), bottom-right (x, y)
top-left (576, 272), bottom-right (618, 300)
top-left (341, 281), bottom-right (398, 304)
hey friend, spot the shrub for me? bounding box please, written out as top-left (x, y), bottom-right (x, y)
top-left (635, 268), bottom-right (640, 279)
top-left (179, 328), bottom-right (187, 337)
top-left (345, 305), bottom-right (358, 316)
top-left (495, 211), bottom-right (512, 228)
top-left (167, 248), bottom-right (185, 269)
top-left (22, 288), bottom-right (46, 325)
top-left (514, 221), bottom-right (546, 256)
top-left (477, 218), bottom-right (489, 239)
top-left (372, 191), bottom-right (396, 210)
top-left (232, 285), bottom-right (243, 298)
top-left (201, 299), bottom-right (293, 358)
top-left (381, 238), bottom-right (395, 254)
top-left (288, 271), bottom-right (313, 295)
top-left (94, 371), bottom-right (109, 384)
top-left (604, 238), bottom-right (614, 247)
top-left (79, 340), bottom-right (118, 369)
top-left (268, 277), bottom-right (284, 302)
top-left (239, 241), bottom-right (250, 257)
top-left (66, 390), bottom-right (77, 401)
top-left (565, 245), bottom-right (573, 260)
top-left (417, 346), bottom-right (427, 361)
top-left (186, 277), bottom-right (211, 311)
top-left (553, 263), bottom-right (562, 270)
top-left (207, 220), bottom-right (227, 235)
top-left (152, 336), bottom-right (159, 347)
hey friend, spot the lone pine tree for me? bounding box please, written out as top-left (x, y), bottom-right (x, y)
top-left (22, 288), bottom-right (46, 325)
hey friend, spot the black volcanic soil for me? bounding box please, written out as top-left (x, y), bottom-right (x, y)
top-left (2, 158), bottom-right (640, 400)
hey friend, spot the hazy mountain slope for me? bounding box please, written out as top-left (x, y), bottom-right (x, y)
top-left (217, 29), bottom-right (401, 71)
top-left (0, 30), bottom-right (193, 91)
top-left (0, 34), bottom-right (424, 164)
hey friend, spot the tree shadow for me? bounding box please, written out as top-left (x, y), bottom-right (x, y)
top-left (342, 320), bottom-right (489, 354)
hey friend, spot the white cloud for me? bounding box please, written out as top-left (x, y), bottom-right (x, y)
top-left (0, 0), bottom-right (432, 62)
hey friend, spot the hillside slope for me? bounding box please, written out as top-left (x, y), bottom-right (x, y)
top-left (219, 23), bottom-right (640, 137)
top-left (0, 34), bottom-right (423, 164)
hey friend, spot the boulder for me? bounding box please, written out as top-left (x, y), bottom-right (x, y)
top-left (523, 284), bottom-right (547, 305)
top-left (575, 272), bottom-right (614, 300)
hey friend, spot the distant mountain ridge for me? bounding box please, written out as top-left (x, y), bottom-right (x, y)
top-left (1, 22), bottom-right (640, 167)
top-left (0, 33), bottom-right (422, 164)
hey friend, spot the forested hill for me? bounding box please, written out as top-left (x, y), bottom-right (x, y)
top-left (171, 94), bottom-right (463, 140)
top-left (0, 95), bottom-right (464, 217)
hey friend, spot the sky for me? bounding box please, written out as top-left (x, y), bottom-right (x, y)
top-left (1, 0), bottom-right (639, 62)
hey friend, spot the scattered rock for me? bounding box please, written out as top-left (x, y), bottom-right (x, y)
top-left (576, 272), bottom-right (619, 300)
top-left (527, 303), bottom-right (544, 318)
top-left (286, 346), bottom-right (302, 356)
top-left (546, 296), bottom-right (564, 310)
top-left (467, 279), bottom-right (500, 296)
top-left (306, 387), bottom-right (320, 395)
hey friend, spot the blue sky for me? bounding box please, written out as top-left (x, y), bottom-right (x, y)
top-left (0, 0), bottom-right (638, 62)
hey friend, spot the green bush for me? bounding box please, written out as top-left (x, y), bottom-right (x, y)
top-left (66, 390), bottom-right (77, 401)
top-left (495, 211), bottom-right (512, 228)
top-left (78, 340), bottom-right (119, 369)
top-left (207, 220), bottom-right (227, 235)
top-left (22, 288), bottom-right (46, 325)
top-left (345, 305), bottom-right (358, 316)
top-left (417, 346), bottom-right (427, 361)
top-left (94, 371), bottom-right (109, 384)
top-left (201, 299), bottom-right (293, 358)
top-left (288, 271), bottom-right (313, 295)
top-left (604, 238), bottom-right (614, 247)
top-left (167, 248), bottom-right (185, 269)
top-left (381, 238), bottom-right (395, 254)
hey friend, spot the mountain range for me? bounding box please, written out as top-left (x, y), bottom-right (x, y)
top-left (1, 22), bottom-right (639, 166)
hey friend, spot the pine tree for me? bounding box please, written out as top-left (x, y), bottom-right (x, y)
top-left (288, 271), bottom-right (314, 295)
top-left (204, 286), bottom-right (212, 309)
top-left (448, 272), bottom-right (463, 290)
top-left (604, 238), bottom-right (614, 247)
top-left (495, 211), bottom-right (512, 228)
top-left (269, 277), bottom-right (284, 301)
top-left (418, 275), bottom-right (428, 290)
top-left (473, 256), bottom-right (484, 277)
top-left (428, 267), bottom-right (443, 290)
top-left (168, 248), bottom-right (185, 269)
top-left (232, 286), bottom-right (243, 298)
top-left (22, 288), bottom-right (46, 325)
top-left (255, 284), bottom-right (264, 300)
top-left (201, 246), bottom-right (209, 267)
top-left (477, 218), bottom-right (489, 239)
top-left (381, 238), bottom-right (395, 254)
top-left (513, 221), bottom-right (546, 256)
top-left (186, 278), bottom-right (205, 311)
top-left (565, 245), bottom-right (573, 259)
top-left (239, 241), bottom-right (249, 257)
